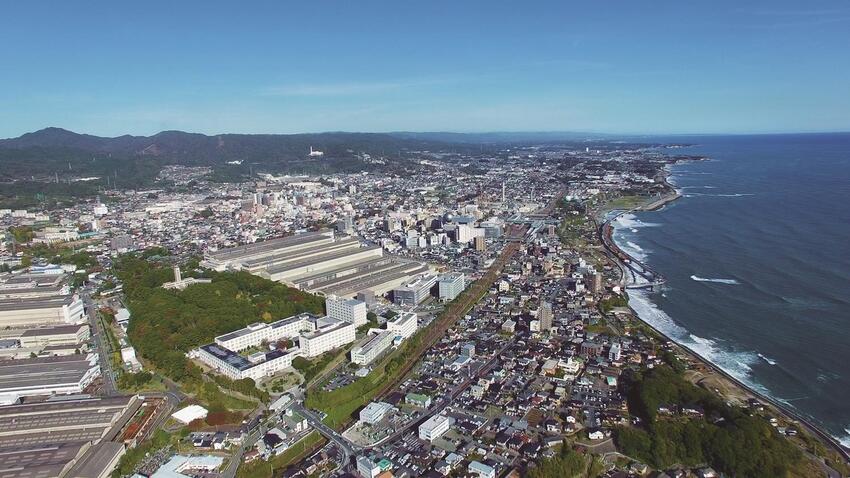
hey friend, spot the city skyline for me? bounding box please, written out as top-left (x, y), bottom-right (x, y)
top-left (2, 1), bottom-right (850, 137)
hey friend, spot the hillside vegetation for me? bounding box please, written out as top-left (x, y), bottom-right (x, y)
top-left (117, 254), bottom-right (323, 396)
top-left (615, 366), bottom-right (801, 477)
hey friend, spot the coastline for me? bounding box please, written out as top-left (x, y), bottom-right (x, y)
top-left (603, 171), bottom-right (850, 463)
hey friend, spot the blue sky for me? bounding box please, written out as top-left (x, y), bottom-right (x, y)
top-left (1, 1), bottom-right (849, 137)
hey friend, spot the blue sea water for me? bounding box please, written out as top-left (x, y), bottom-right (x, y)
top-left (612, 133), bottom-right (850, 446)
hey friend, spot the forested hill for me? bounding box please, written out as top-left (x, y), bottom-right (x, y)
top-left (0, 127), bottom-right (463, 179)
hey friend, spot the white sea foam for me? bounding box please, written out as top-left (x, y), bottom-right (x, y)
top-left (623, 242), bottom-right (648, 261)
top-left (626, 289), bottom-right (769, 394)
top-left (687, 192), bottom-right (755, 198)
top-left (615, 213), bottom-right (659, 229)
top-left (630, 228), bottom-right (638, 233)
top-left (626, 241), bottom-right (644, 251)
top-left (839, 428), bottom-right (850, 448)
top-left (612, 217), bottom-right (768, 395)
top-left (757, 353), bottom-right (777, 365)
top-left (691, 275), bottom-right (740, 285)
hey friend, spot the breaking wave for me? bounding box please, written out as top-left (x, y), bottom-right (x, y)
top-left (615, 213), bottom-right (659, 229)
top-left (626, 241), bottom-right (644, 251)
top-left (691, 275), bottom-right (740, 285)
top-left (686, 192), bottom-right (755, 198)
top-left (626, 289), bottom-right (768, 394)
top-left (839, 428), bottom-right (850, 448)
top-left (758, 353), bottom-right (777, 365)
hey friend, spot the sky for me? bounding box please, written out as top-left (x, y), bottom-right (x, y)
top-left (1, 1), bottom-right (849, 137)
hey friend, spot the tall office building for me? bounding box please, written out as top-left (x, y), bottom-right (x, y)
top-left (537, 301), bottom-right (553, 331)
top-left (473, 236), bottom-right (486, 251)
top-left (586, 272), bottom-right (603, 294)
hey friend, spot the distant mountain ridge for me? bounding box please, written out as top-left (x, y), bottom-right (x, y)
top-left (0, 127), bottom-right (612, 154)
top-left (0, 127), bottom-right (618, 185)
top-left (0, 127), bottom-right (443, 159)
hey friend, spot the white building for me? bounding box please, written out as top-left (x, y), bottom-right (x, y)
top-left (386, 312), bottom-right (418, 340)
top-left (150, 454), bottom-right (223, 478)
top-left (162, 265), bottom-right (212, 291)
top-left (193, 343), bottom-right (302, 382)
top-left (0, 295), bottom-right (85, 328)
top-left (437, 273), bottom-right (465, 302)
top-left (468, 461), bottom-right (496, 478)
top-left (608, 342), bottom-right (622, 361)
top-left (356, 457), bottom-right (380, 478)
top-left (454, 224), bottom-right (484, 244)
top-left (17, 324), bottom-right (90, 348)
top-left (0, 354), bottom-right (101, 405)
top-left (298, 320), bottom-right (355, 357)
top-left (171, 405), bottom-right (209, 424)
top-left (325, 295), bottom-right (367, 327)
top-left (419, 413), bottom-right (452, 442)
top-left (121, 346), bottom-right (142, 370)
top-left (215, 313), bottom-right (315, 352)
top-left (350, 330), bottom-right (395, 365)
top-left (359, 401), bottom-right (394, 425)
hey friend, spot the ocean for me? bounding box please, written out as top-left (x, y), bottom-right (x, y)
top-left (612, 133), bottom-right (850, 446)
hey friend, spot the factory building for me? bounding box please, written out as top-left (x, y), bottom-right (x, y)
top-left (0, 295), bottom-right (86, 328)
top-left (200, 231), bottom-right (336, 272)
top-left (200, 230), bottom-right (431, 298)
top-left (18, 323), bottom-right (90, 348)
top-left (0, 395), bottom-right (140, 478)
top-left (437, 273), bottom-right (466, 302)
top-left (0, 272), bottom-right (85, 329)
top-left (0, 353), bottom-right (101, 405)
top-left (0, 273), bottom-right (71, 299)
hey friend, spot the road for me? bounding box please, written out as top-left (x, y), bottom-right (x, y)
top-left (83, 291), bottom-right (118, 396)
top-left (222, 418), bottom-right (270, 478)
top-left (291, 403), bottom-right (358, 472)
top-left (364, 337), bottom-right (514, 451)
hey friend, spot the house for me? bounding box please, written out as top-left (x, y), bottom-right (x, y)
top-left (696, 468), bottom-right (718, 478)
top-left (468, 460), bottom-right (496, 478)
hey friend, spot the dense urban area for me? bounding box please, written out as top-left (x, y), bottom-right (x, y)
top-left (1, 132), bottom-right (848, 478)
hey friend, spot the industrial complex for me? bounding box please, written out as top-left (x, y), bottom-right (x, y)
top-left (0, 353), bottom-right (101, 405)
top-left (0, 395), bottom-right (157, 478)
top-left (200, 230), bottom-right (431, 297)
top-left (0, 273), bottom-right (86, 328)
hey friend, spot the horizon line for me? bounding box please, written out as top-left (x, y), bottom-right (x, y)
top-left (3, 126), bottom-right (850, 141)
